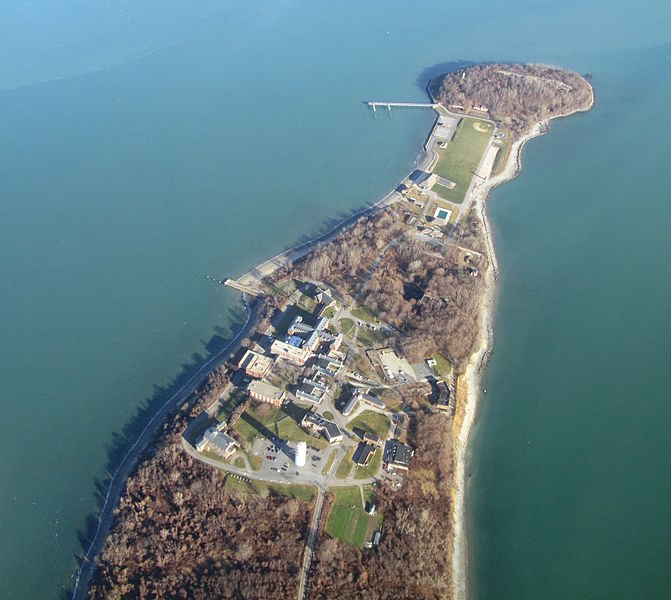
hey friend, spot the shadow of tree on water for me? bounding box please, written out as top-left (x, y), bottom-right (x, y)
top-left (65, 303), bottom-right (249, 599)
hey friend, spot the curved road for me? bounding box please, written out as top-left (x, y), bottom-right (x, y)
top-left (71, 296), bottom-right (260, 600)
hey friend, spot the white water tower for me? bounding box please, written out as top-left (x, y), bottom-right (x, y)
top-left (295, 441), bottom-right (307, 467)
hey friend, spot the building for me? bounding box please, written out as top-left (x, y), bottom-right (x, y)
top-left (196, 428), bottom-right (238, 460)
top-left (341, 395), bottom-right (358, 417)
top-left (296, 379), bottom-right (327, 404)
top-left (237, 349), bottom-right (274, 379)
top-left (434, 380), bottom-right (451, 412)
top-left (287, 315), bottom-right (314, 335)
top-left (352, 442), bottom-right (376, 466)
top-left (270, 338), bottom-right (311, 365)
top-left (301, 411), bottom-right (344, 443)
top-left (383, 439), bottom-right (414, 471)
top-left (363, 431), bottom-right (382, 446)
top-left (316, 288), bottom-right (337, 315)
top-left (354, 389), bottom-right (386, 410)
top-left (409, 170), bottom-right (438, 191)
top-left (247, 380), bottom-right (286, 406)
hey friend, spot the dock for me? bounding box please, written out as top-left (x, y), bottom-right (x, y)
top-left (224, 278), bottom-right (263, 297)
top-left (367, 101), bottom-right (440, 112)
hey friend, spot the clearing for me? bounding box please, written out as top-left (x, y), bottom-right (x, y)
top-left (324, 486), bottom-right (380, 548)
top-left (432, 117), bottom-right (493, 204)
top-left (347, 410), bottom-right (391, 438)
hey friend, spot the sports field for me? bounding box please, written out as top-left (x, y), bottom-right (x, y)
top-left (325, 486), bottom-right (379, 547)
top-left (433, 117), bottom-right (493, 204)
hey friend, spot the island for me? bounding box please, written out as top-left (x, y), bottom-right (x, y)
top-left (81, 63), bottom-right (593, 599)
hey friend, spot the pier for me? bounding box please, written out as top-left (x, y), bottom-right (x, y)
top-left (368, 101), bottom-right (440, 112)
top-left (224, 278), bottom-right (263, 297)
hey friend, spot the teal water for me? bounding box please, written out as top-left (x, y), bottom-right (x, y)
top-left (0, 1), bottom-right (669, 598)
top-left (467, 45), bottom-right (671, 599)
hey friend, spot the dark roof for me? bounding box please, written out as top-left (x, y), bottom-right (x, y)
top-left (363, 431), bottom-right (380, 443)
top-left (383, 439), bottom-right (413, 468)
top-left (409, 170), bottom-right (432, 185)
top-left (352, 442), bottom-right (376, 466)
top-left (323, 420), bottom-right (343, 441)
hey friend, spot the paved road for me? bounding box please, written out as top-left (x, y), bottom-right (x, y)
top-left (182, 438), bottom-right (374, 488)
top-left (297, 488), bottom-right (325, 600)
top-left (72, 296), bottom-right (261, 600)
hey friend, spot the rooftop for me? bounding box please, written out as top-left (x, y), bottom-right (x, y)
top-left (352, 442), bottom-right (376, 466)
top-left (383, 439), bottom-right (414, 468)
top-left (248, 380), bottom-right (285, 401)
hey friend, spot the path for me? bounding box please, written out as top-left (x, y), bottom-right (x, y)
top-left (72, 297), bottom-right (260, 600)
top-left (297, 488), bottom-right (325, 600)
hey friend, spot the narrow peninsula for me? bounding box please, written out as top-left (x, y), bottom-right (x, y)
top-left (80, 63), bottom-right (593, 600)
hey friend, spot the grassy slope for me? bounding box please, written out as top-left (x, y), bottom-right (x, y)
top-left (347, 410), bottom-right (391, 438)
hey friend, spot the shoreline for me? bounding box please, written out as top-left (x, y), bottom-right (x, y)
top-left (71, 297), bottom-right (258, 600)
top-left (450, 88), bottom-right (595, 600)
top-left (72, 77), bottom-right (594, 598)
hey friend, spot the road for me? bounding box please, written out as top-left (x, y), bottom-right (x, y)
top-left (297, 488), bottom-right (325, 600)
top-left (72, 296), bottom-right (261, 600)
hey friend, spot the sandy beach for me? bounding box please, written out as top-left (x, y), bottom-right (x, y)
top-left (450, 89), bottom-right (595, 600)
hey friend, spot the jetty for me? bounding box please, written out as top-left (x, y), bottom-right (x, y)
top-left (224, 278), bottom-right (263, 297)
top-left (368, 101), bottom-right (440, 112)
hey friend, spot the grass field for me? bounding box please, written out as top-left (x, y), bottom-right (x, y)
top-left (432, 353), bottom-right (452, 377)
top-left (325, 486), bottom-right (378, 548)
top-left (356, 326), bottom-right (387, 348)
top-left (354, 448), bottom-right (382, 479)
top-left (215, 387), bottom-right (247, 423)
top-left (351, 305), bottom-right (379, 323)
top-left (335, 447), bottom-right (355, 479)
top-left (225, 475), bottom-right (315, 502)
top-left (339, 317), bottom-right (355, 336)
top-left (234, 403), bottom-right (327, 450)
top-left (347, 410), bottom-right (391, 438)
top-left (433, 118), bottom-right (493, 204)
top-left (322, 449), bottom-right (338, 475)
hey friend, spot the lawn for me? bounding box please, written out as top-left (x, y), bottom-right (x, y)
top-left (274, 304), bottom-right (315, 337)
top-left (432, 353), bottom-right (452, 377)
top-left (339, 317), bottom-right (355, 336)
top-left (354, 448), bottom-right (382, 479)
top-left (433, 118), bottom-right (493, 204)
top-left (225, 475), bottom-right (316, 502)
top-left (323, 410), bottom-right (335, 420)
top-left (322, 449), bottom-right (338, 476)
top-left (335, 447), bottom-right (355, 479)
top-left (356, 326), bottom-right (387, 348)
top-left (321, 305), bottom-right (336, 319)
top-left (325, 486), bottom-right (377, 548)
top-left (270, 278), bottom-right (297, 298)
top-left (347, 410), bottom-right (391, 438)
top-left (215, 387), bottom-right (248, 423)
top-left (351, 305), bottom-right (379, 323)
top-left (234, 402), bottom-right (327, 449)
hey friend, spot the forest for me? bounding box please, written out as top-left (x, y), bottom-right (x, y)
top-left (281, 207), bottom-right (487, 371)
top-left (434, 63), bottom-right (592, 134)
top-left (88, 367), bottom-right (311, 599)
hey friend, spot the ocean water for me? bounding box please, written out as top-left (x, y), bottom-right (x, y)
top-left (467, 45), bottom-right (671, 599)
top-left (0, 1), bottom-right (669, 597)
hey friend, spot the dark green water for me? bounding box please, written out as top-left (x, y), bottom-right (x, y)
top-left (0, 1), bottom-right (670, 598)
top-left (468, 45), bottom-right (671, 599)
